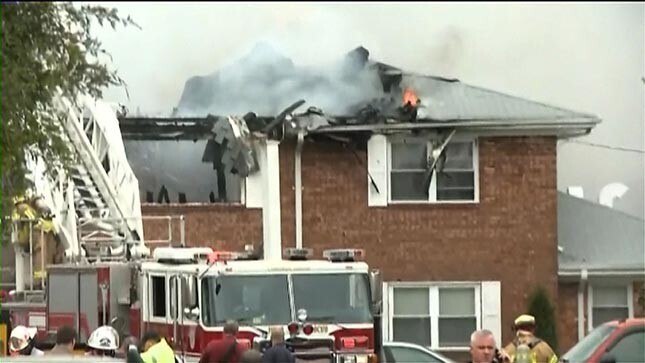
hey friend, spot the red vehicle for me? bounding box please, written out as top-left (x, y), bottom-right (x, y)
top-left (560, 318), bottom-right (645, 363)
top-left (5, 245), bottom-right (384, 362)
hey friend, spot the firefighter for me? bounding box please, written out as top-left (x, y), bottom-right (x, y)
top-left (11, 192), bottom-right (62, 287)
top-left (504, 315), bottom-right (558, 363)
top-left (87, 325), bottom-right (119, 357)
top-left (8, 325), bottom-right (44, 356)
top-left (139, 330), bottom-right (176, 363)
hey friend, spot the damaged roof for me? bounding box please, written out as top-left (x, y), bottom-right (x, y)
top-left (558, 192), bottom-right (645, 274)
top-left (403, 74), bottom-right (597, 122)
top-left (175, 44), bottom-right (600, 126)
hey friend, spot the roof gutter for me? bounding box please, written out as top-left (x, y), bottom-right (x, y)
top-left (559, 268), bottom-right (645, 277)
top-left (311, 118), bottom-right (599, 137)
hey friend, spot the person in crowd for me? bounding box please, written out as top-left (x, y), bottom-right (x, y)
top-left (139, 330), bottom-right (177, 363)
top-left (261, 326), bottom-right (294, 363)
top-left (86, 325), bottom-right (119, 357)
top-left (8, 325), bottom-right (44, 356)
top-left (48, 325), bottom-right (76, 355)
top-left (504, 314), bottom-right (558, 363)
top-left (200, 320), bottom-right (248, 363)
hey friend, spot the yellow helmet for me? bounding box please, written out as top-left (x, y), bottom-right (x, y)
top-left (12, 195), bottom-right (27, 205)
top-left (514, 314), bottom-right (536, 326)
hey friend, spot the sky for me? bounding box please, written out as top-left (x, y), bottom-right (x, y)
top-left (94, 2), bottom-right (645, 218)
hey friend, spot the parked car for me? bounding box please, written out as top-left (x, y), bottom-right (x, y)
top-left (382, 341), bottom-right (455, 363)
top-left (560, 318), bottom-right (645, 363)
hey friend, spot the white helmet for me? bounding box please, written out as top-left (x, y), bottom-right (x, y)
top-left (87, 325), bottom-right (119, 351)
top-left (9, 325), bottom-right (37, 352)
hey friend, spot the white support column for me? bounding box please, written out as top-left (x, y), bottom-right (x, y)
top-left (14, 245), bottom-right (25, 293)
top-left (262, 139), bottom-right (282, 261)
top-left (295, 131), bottom-right (304, 249)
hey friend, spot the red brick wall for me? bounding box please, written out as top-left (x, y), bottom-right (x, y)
top-left (141, 135), bottom-right (559, 345)
top-left (141, 204), bottom-right (261, 251)
top-left (557, 283), bottom-right (582, 353)
top-left (633, 280), bottom-right (645, 318)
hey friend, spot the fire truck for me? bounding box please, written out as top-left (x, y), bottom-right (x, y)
top-left (1, 94), bottom-right (384, 363)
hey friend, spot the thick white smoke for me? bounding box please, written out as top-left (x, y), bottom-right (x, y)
top-left (175, 42), bottom-right (386, 117)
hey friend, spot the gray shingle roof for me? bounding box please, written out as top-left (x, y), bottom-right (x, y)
top-left (558, 192), bottom-right (645, 272)
top-left (176, 44), bottom-right (601, 128)
top-left (405, 75), bottom-right (599, 122)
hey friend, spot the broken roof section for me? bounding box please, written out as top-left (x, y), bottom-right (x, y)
top-left (175, 43), bottom-right (601, 128)
top-left (558, 192), bottom-right (645, 275)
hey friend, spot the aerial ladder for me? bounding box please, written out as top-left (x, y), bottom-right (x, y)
top-left (11, 94), bottom-right (148, 296)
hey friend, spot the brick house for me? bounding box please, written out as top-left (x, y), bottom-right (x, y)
top-left (119, 46), bottom-right (604, 358)
top-left (557, 192), bottom-right (645, 352)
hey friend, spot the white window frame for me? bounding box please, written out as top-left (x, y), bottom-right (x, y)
top-left (148, 273), bottom-right (169, 323)
top-left (386, 136), bottom-right (479, 204)
top-left (387, 282), bottom-right (482, 351)
top-left (587, 283), bottom-right (634, 331)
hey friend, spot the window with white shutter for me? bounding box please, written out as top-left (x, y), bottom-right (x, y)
top-left (387, 282), bottom-right (495, 350)
top-left (367, 134), bottom-right (479, 206)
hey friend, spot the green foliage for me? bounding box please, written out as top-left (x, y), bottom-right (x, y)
top-left (0, 2), bottom-right (137, 215)
top-left (527, 286), bottom-right (558, 353)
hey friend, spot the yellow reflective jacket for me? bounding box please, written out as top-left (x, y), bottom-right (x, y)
top-left (140, 338), bottom-right (176, 363)
top-left (504, 336), bottom-right (558, 363)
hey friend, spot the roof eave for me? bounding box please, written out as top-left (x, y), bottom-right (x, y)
top-left (558, 267), bottom-right (645, 278)
top-left (310, 117), bottom-right (600, 139)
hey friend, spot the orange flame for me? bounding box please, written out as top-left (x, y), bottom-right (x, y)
top-left (403, 88), bottom-right (419, 106)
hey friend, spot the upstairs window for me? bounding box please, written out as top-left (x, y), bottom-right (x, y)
top-left (366, 134), bottom-right (478, 206)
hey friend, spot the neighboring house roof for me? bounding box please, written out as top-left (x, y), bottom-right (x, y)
top-left (174, 44), bottom-right (600, 136)
top-left (558, 192), bottom-right (645, 275)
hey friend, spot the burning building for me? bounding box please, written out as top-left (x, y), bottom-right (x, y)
top-left (118, 44), bottom-right (607, 359)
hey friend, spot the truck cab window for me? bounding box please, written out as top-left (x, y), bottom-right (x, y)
top-left (151, 275), bottom-right (167, 318)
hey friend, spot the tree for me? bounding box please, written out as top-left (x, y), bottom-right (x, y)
top-left (0, 2), bottom-right (137, 217)
top-left (527, 286), bottom-right (558, 353)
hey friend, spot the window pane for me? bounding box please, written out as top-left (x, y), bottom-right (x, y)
top-left (439, 288), bottom-right (475, 315)
top-left (439, 317), bottom-right (477, 347)
top-left (444, 142), bottom-right (473, 169)
top-left (394, 288), bottom-right (429, 315)
top-left (391, 172), bottom-right (428, 201)
top-left (151, 276), bottom-right (166, 317)
top-left (437, 188), bottom-right (474, 201)
top-left (437, 171), bottom-right (475, 189)
top-left (609, 331), bottom-right (645, 363)
top-left (592, 308), bottom-right (629, 327)
top-left (593, 286), bottom-right (628, 306)
top-left (391, 143), bottom-right (427, 170)
top-left (393, 317), bottom-right (431, 346)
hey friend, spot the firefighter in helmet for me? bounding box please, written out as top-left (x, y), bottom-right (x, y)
top-left (504, 315), bottom-right (558, 363)
top-left (9, 325), bottom-right (44, 356)
top-left (11, 192), bottom-right (62, 286)
top-left (87, 325), bottom-right (119, 357)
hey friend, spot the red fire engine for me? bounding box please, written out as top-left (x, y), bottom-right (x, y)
top-left (6, 243), bottom-right (383, 362)
top-left (1, 95), bottom-right (384, 362)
